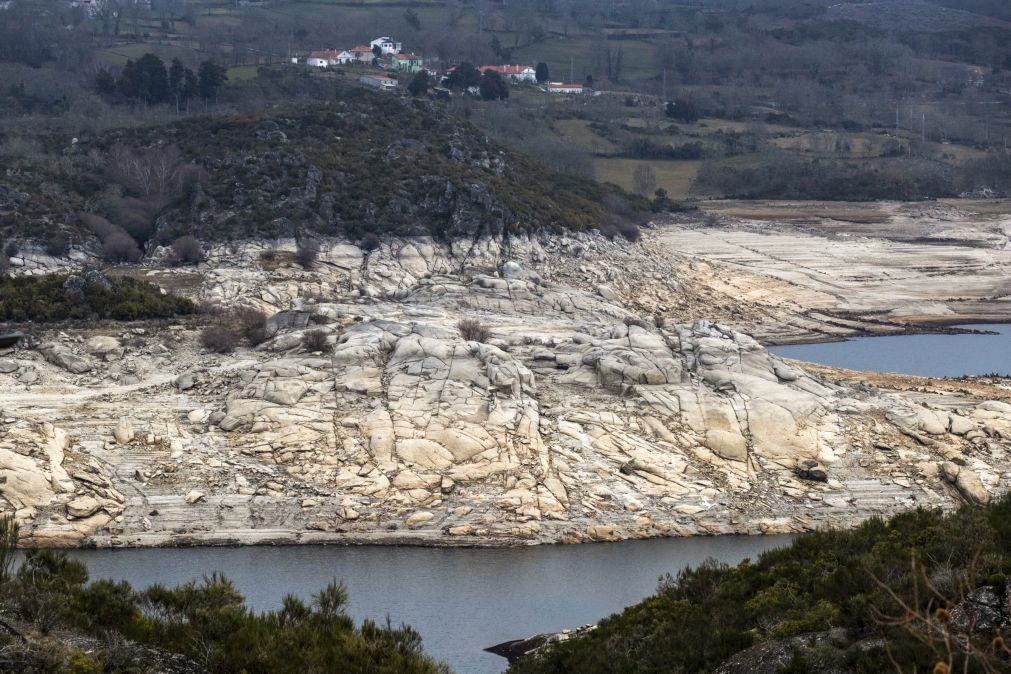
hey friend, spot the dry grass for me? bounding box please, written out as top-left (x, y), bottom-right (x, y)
top-left (553, 119), bottom-right (619, 154)
top-left (593, 157), bottom-right (702, 199)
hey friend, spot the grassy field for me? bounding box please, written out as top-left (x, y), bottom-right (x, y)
top-left (593, 157), bottom-right (702, 199)
top-left (513, 36), bottom-right (658, 85)
top-left (554, 119), bottom-right (620, 154)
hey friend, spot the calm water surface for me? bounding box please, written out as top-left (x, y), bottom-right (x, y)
top-left (770, 323), bottom-right (1011, 378)
top-left (68, 535), bottom-right (791, 674)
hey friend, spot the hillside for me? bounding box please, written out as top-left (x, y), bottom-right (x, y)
top-left (0, 90), bottom-right (642, 251)
top-left (509, 495), bottom-right (1011, 673)
top-left (827, 0), bottom-right (1011, 32)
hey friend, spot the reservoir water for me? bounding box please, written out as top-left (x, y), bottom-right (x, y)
top-left (67, 535), bottom-right (791, 674)
top-left (769, 323), bottom-right (1011, 378)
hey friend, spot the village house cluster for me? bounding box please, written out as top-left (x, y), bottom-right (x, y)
top-left (301, 37), bottom-right (585, 95)
top-left (305, 37), bottom-right (425, 73)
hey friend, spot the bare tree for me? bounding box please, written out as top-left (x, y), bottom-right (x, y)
top-left (633, 164), bottom-right (657, 196)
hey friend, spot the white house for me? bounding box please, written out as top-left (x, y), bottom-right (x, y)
top-left (307, 49), bottom-right (354, 67)
top-left (360, 74), bottom-right (397, 91)
top-left (546, 82), bottom-right (584, 94)
top-left (350, 45), bottom-right (375, 63)
top-left (480, 64), bottom-right (537, 83)
top-left (370, 37), bottom-right (402, 56)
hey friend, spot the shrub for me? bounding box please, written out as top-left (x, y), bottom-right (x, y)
top-left (599, 214), bottom-right (641, 242)
top-left (200, 325), bottom-right (238, 353)
top-left (101, 233), bottom-right (142, 264)
top-left (295, 239), bottom-right (320, 269)
top-left (45, 235), bottom-right (70, 257)
top-left (301, 328), bottom-right (330, 352)
top-left (623, 316), bottom-right (649, 329)
top-left (457, 318), bottom-right (490, 342)
top-left (0, 274), bottom-right (195, 322)
top-left (170, 235), bottom-right (204, 265)
top-left (0, 254), bottom-right (8, 276)
top-left (260, 248), bottom-right (277, 261)
top-left (359, 232), bottom-right (380, 252)
top-left (235, 307), bottom-right (269, 346)
top-left (3, 241), bottom-right (18, 258)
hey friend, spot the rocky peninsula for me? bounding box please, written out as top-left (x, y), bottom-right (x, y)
top-left (3, 200), bottom-right (1011, 548)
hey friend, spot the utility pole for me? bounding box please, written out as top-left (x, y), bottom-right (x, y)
top-left (663, 68), bottom-right (667, 102)
top-left (921, 112), bottom-right (925, 144)
top-left (570, 57), bottom-right (573, 83)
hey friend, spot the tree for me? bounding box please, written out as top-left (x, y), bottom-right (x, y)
top-left (182, 69), bottom-right (198, 110)
top-left (446, 62), bottom-right (481, 90)
top-left (665, 98), bottom-right (699, 123)
top-left (372, 44), bottom-right (382, 59)
top-left (407, 70), bottom-right (430, 97)
top-left (95, 69), bottom-right (117, 96)
top-left (535, 61), bottom-right (549, 83)
top-left (633, 164), bottom-right (657, 196)
top-left (295, 239), bottom-right (320, 269)
top-left (118, 54), bottom-right (170, 105)
top-left (479, 70), bottom-right (509, 100)
top-left (168, 58), bottom-right (196, 112)
top-left (403, 8), bottom-right (421, 30)
top-left (197, 60), bottom-right (227, 105)
top-left (585, 74), bottom-right (594, 88)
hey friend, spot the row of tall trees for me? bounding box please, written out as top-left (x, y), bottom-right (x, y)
top-left (95, 54), bottom-right (227, 110)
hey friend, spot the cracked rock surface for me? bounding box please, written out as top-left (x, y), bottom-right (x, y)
top-left (3, 217), bottom-right (1011, 547)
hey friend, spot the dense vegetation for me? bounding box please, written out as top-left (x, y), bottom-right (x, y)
top-left (0, 88), bottom-right (647, 248)
top-left (0, 273), bottom-right (196, 322)
top-left (511, 496), bottom-right (1011, 673)
top-left (0, 519), bottom-right (446, 673)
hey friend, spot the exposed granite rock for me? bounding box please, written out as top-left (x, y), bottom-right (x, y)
top-left (2, 228), bottom-right (1010, 548)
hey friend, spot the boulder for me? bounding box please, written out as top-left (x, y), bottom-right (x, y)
top-left (113, 418), bottom-right (135, 444)
top-left (175, 372), bottom-right (196, 391)
top-left (66, 496), bottom-right (103, 518)
top-left (185, 490), bottom-right (206, 504)
top-left (940, 462), bottom-right (989, 504)
top-left (406, 511), bottom-right (434, 527)
top-left (949, 586), bottom-right (1004, 632)
top-left (85, 336), bottom-right (123, 358)
top-left (948, 414), bottom-right (975, 436)
top-left (795, 459), bottom-right (828, 482)
top-left (0, 359), bottom-right (17, 374)
top-left (501, 260), bottom-right (524, 279)
top-left (43, 347), bottom-right (91, 374)
top-left (263, 380), bottom-right (308, 406)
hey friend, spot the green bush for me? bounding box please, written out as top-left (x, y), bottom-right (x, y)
top-left (0, 273), bottom-right (195, 323)
top-left (2, 552), bottom-right (448, 673)
top-left (511, 497), bottom-right (1011, 673)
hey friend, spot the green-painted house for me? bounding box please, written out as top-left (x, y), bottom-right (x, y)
top-left (391, 52), bottom-right (424, 73)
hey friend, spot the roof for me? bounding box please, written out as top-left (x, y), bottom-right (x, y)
top-left (394, 52), bottom-right (423, 60)
top-left (309, 49), bottom-right (340, 59)
top-left (480, 64), bottom-right (535, 75)
top-left (547, 83), bottom-right (583, 89)
top-left (351, 45), bottom-right (373, 53)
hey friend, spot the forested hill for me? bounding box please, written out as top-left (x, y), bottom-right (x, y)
top-left (0, 90), bottom-right (644, 255)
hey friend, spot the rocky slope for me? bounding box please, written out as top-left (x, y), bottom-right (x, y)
top-left (3, 218), bottom-right (1011, 547)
